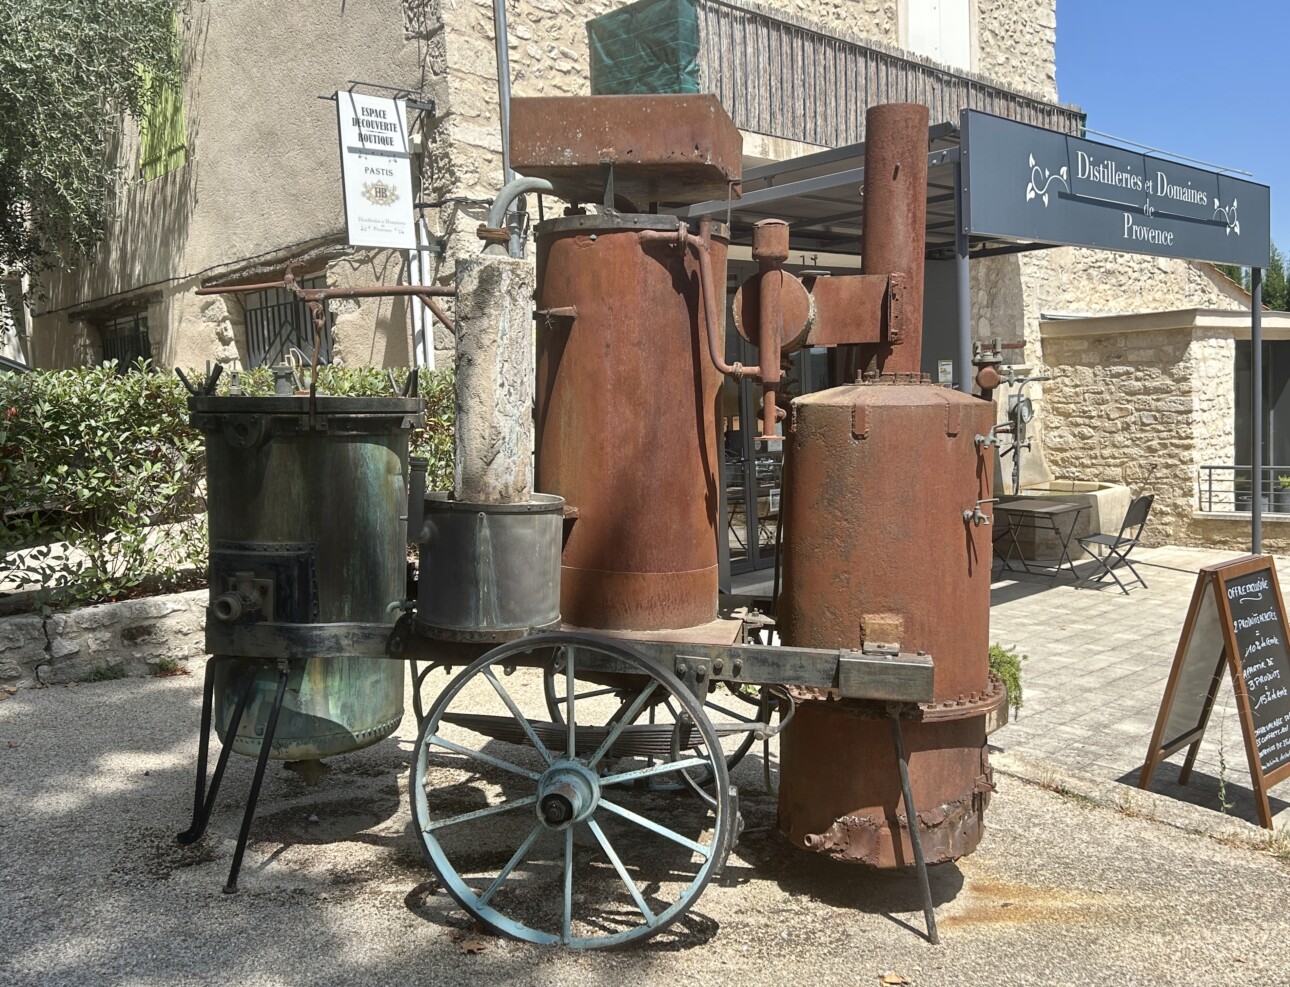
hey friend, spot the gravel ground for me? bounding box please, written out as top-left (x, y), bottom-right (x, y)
top-left (2, 666), bottom-right (1289, 987)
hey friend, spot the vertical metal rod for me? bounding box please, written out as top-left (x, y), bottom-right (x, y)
top-left (954, 161), bottom-right (972, 394)
top-left (223, 662), bottom-right (289, 894)
top-left (493, 0), bottom-right (514, 187)
top-left (178, 658), bottom-right (218, 842)
top-left (1252, 266), bottom-right (1263, 553)
top-left (178, 661), bottom-right (254, 845)
top-left (888, 706), bottom-right (939, 945)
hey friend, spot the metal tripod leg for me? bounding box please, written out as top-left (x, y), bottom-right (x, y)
top-left (887, 705), bottom-right (939, 945)
top-left (224, 660), bottom-right (290, 894)
top-left (178, 658), bottom-right (255, 845)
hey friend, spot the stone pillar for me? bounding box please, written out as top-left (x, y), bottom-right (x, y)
top-left (452, 255), bottom-right (535, 504)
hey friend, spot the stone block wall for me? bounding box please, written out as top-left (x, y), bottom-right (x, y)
top-left (0, 591), bottom-right (206, 690)
top-left (1041, 328), bottom-right (1194, 546)
top-left (978, 0), bottom-right (1057, 100)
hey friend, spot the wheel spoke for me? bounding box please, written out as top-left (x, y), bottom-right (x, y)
top-left (562, 827), bottom-right (574, 944)
top-left (600, 757), bottom-right (710, 787)
top-left (598, 798), bottom-right (712, 858)
top-left (586, 818), bottom-right (656, 926)
top-left (551, 686), bottom-right (619, 710)
top-left (588, 681), bottom-right (659, 767)
top-left (423, 795), bottom-right (539, 833)
top-left (565, 647), bottom-right (576, 758)
top-left (483, 667), bottom-right (553, 765)
top-left (705, 700), bottom-right (757, 723)
top-left (425, 733), bottom-right (541, 781)
top-left (478, 821), bottom-right (545, 906)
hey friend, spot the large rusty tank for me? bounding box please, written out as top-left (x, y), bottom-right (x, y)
top-left (774, 100), bottom-right (1002, 868)
top-left (534, 214), bottom-right (728, 631)
top-left (776, 381), bottom-right (998, 865)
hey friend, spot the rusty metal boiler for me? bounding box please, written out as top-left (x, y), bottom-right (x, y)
top-left (774, 104), bottom-right (1003, 868)
top-left (776, 383), bottom-right (999, 866)
top-left (533, 214), bottom-right (729, 631)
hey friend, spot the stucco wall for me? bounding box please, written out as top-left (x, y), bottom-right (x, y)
top-left (32, 0), bottom-right (435, 368)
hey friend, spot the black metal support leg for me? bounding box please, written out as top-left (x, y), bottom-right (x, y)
top-left (887, 705), bottom-right (939, 945)
top-left (178, 659), bottom-right (255, 846)
top-left (223, 660), bottom-right (290, 894)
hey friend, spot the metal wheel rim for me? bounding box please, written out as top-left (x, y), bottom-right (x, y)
top-left (411, 631), bottom-right (732, 948)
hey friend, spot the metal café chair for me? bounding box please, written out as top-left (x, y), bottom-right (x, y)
top-left (1076, 493), bottom-right (1155, 594)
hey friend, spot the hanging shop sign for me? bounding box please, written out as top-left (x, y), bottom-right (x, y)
top-left (1139, 555), bottom-right (1290, 828)
top-left (336, 91), bottom-right (416, 250)
top-left (961, 110), bottom-right (1271, 269)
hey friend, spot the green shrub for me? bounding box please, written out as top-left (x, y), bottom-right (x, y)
top-left (86, 664), bottom-right (127, 682)
top-left (0, 363), bottom-right (206, 610)
top-left (1, 363), bottom-right (455, 613)
top-left (989, 642), bottom-right (1027, 716)
top-left (216, 364), bottom-right (454, 490)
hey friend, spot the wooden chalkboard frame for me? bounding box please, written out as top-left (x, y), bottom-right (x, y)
top-left (1139, 554), bottom-right (1290, 828)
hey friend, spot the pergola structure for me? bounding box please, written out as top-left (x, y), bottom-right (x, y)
top-left (676, 109), bottom-right (1273, 549)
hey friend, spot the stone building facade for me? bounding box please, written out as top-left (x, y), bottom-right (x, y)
top-left (22, 0), bottom-right (1261, 551)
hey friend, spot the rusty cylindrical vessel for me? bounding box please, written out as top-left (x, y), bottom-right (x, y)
top-left (534, 214), bottom-right (727, 631)
top-left (192, 395), bottom-right (421, 760)
top-left (776, 382), bottom-right (999, 866)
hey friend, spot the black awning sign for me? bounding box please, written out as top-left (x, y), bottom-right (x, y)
top-left (962, 109), bottom-right (1271, 269)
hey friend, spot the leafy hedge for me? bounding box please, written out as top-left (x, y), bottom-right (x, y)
top-left (0, 363), bottom-right (454, 611)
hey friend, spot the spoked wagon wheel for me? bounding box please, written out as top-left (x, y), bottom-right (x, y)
top-left (411, 632), bottom-right (734, 948)
top-left (543, 658), bottom-right (763, 790)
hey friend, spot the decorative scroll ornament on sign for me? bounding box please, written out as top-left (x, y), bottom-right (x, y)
top-left (1025, 152), bottom-right (1069, 207)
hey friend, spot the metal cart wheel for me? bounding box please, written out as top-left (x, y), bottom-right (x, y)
top-left (411, 631), bottom-right (735, 948)
top-left (542, 659), bottom-right (762, 790)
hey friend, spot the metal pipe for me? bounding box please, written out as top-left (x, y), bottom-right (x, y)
top-left (195, 283), bottom-right (457, 298)
top-left (753, 219), bottom-right (789, 442)
top-left (493, 0), bottom-right (514, 187)
top-left (955, 162), bottom-right (972, 393)
top-left (419, 294), bottom-right (455, 334)
top-left (485, 177), bottom-right (555, 257)
top-left (641, 219), bottom-right (759, 380)
top-left (1253, 265), bottom-right (1263, 553)
top-left (861, 103), bottom-right (929, 374)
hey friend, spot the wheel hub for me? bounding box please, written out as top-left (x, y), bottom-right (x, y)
top-left (536, 760), bottom-right (600, 830)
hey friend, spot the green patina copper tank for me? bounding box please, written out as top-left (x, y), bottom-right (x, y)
top-left (190, 392), bottom-right (423, 760)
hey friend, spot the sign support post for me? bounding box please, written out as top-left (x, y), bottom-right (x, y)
top-left (1252, 266), bottom-right (1264, 554)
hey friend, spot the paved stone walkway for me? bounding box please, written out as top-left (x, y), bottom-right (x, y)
top-left (990, 545), bottom-right (1290, 829)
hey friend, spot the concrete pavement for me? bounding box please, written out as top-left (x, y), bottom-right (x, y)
top-left (2, 546), bottom-right (1290, 984)
top-left (990, 545), bottom-right (1290, 831)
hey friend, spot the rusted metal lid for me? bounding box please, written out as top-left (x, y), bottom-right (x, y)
top-left (510, 95), bottom-right (742, 206)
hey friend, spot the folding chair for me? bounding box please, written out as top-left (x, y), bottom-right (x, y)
top-left (1077, 493), bottom-right (1154, 594)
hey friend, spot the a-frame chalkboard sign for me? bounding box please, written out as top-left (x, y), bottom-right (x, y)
top-left (1140, 555), bottom-right (1290, 828)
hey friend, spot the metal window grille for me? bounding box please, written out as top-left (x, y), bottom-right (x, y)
top-left (101, 312), bottom-right (153, 369)
top-left (243, 276), bottom-right (335, 368)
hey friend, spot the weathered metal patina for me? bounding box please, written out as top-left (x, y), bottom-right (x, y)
top-left (193, 394), bottom-right (422, 760)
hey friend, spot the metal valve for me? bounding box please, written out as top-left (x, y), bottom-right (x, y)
top-left (962, 498), bottom-right (999, 527)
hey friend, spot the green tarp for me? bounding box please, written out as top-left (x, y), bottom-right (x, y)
top-left (588, 0), bottom-right (700, 95)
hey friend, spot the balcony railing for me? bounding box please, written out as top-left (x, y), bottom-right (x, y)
top-left (691, 0), bottom-right (1085, 147)
top-left (1197, 465), bottom-right (1290, 514)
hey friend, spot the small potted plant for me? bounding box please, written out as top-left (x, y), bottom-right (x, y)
top-left (1276, 474), bottom-right (1290, 514)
